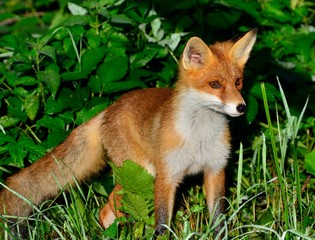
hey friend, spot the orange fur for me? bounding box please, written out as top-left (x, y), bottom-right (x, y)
top-left (0, 29), bottom-right (257, 237)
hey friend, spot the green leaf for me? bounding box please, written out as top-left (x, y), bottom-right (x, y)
top-left (122, 192), bottom-right (152, 224)
top-left (44, 88), bottom-right (83, 114)
top-left (110, 160), bottom-right (154, 198)
top-left (0, 12), bottom-right (16, 21)
top-left (0, 116), bottom-right (20, 128)
top-left (92, 182), bottom-right (108, 197)
top-left (36, 116), bottom-right (65, 130)
top-left (103, 219), bottom-right (118, 237)
top-left (19, 138), bottom-right (46, 163)
top-left (42, 129), bottom-right (69, 149)
top-left (15, 76), bottom-right (38, 86)
top-left (86, 29), bottom-right (101, 48)
top-left (87, 75), bottom-right (102, 92)
top-left (263, 2), bottom-right (290, 23)
top-left (61, 46), bottom-right (107, 81)
top-left (76, 102), bottom-right (108, 125)
top-left (250, 82), bottom-right (280, 102)
top-left (0, 134), bottom-right (15, 145)
top-left (110, 14), bottom-right (134, 25)
top-left (61, 71), bottom-right (86, 81)
top-left (8, 142), bottom-right (27, 167)
top-left (40, 45), bottom-right (56, 62)
top-left (62, 15), bottom-right (91, 27)
top-left (304, 150), bottom-right (315, 176)
top-left (13, 87), bottom-right (30, 98)
top-left (256, 208), bottom-right (274, 225)
top-left (68, 2), bottom-right (88, 16)
top-left (24, 93), bottom-right (40, 120)
top-left (97, 55), bottom-right (128, 83)
top-left (130, 45), bottom-right (159, 69)
top-left (37, 69), bottom-right (60, 97)
top-left (81, 46), bottom-right (107, 75)
top-left (7, 97), bottom-right (27, 122)
top-left (246, 95), bottom-right (259, 124)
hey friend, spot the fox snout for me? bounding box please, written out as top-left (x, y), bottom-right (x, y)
top-left (224, 101), bottom-right (246, 117)
top-left (236, 103), bottom-right (246, 114)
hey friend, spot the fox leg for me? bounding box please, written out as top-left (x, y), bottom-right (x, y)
top-left (204, 169), bottom-right (226, 235)
top-left (99, 184), bottom-right (124, 228)
top-left (154, 172), bottom-right (178, 235)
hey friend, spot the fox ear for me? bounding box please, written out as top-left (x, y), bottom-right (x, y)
top-left (182, 37), bottom-right (212, 70)
top-left (230, 28), bottom-right (257, 66)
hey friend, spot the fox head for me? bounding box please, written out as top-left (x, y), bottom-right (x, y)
top-left (178, 29), bottom-right (257, 117)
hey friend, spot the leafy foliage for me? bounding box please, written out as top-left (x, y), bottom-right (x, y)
top-left (0, 0), bottom-right (314, 239)
top-left (110, 160), bottom-right (155, 237)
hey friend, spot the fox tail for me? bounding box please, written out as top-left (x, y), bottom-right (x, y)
top-left (0, 111), bottom-right (106, 219)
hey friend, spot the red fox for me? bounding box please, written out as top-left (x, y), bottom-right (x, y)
top-left (0, 29), bottom-right (257, 236)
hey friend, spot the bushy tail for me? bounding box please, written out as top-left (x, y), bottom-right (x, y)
top-left (0, 111), bottom-right (107, 218)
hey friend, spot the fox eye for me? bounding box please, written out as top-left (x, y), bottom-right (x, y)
top-left (209, 81), bottom-right (221, 89)
top-left (235, 78), bottom-right (242, 87)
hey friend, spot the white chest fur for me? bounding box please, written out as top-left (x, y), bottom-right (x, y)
top-left (165, 90), bottom-right (230, 179)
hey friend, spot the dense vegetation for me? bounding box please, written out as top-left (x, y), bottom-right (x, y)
top-left (0, 0), bottom-right (314, 239)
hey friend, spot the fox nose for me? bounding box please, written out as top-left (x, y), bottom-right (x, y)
top-left (236, 104), bottom-right (246, 114)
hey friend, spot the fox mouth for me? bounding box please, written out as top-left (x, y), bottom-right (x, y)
top-left (195, 101), bottom-right (246, 117)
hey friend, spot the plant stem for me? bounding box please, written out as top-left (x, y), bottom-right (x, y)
top-left (261, 82), bottom-right (289, 230)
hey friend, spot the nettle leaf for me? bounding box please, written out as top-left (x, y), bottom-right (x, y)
top-left (24, 93), bottom-right (40, 120)
top-left (13, 87), bottom-right (31, 98)
top-left (15, 76), bottom-right (38, 86)
top-left (68, 2), bottom-right (88, 16)
top-left (130, 45), bottom-right (159, 69)
top-left (110, 14), bottom-right (134, 25)
top-left (81, 46), bottom-right (107, 75)
top-left (19, 138), bottom-right (46, 163)
top-left (37, 69), bottom-right (60, 97)
top-left (61, 71), bottom-right (86, 81)
top-left (88, 75), bottom-right (101, 92)
top-left (0, 116), bottom-right (20, 128)
top-left (7, 97), bottom-right (28, 122)
top-left (86, 29), bottom-right (101, 48)
top-left (246, 95), bottom-right (259, 124)
top-left (122, 192), bottom-right (153, 224)
top-left (250, 82), bottom-right (280, 102)
top-left (97, 55), bottom-right (128, 84)
top-left (92, 182), bottom-right (109, 197)
top-left (76, 102), bottom-right (108, 125)
top-left (62, 15), bottom-right (91, 27)
top-left (159, 32), bottom-right (187, 51)
top-left (40, 45), bottom-right (56, 62)
top-left (45, 88), bottom-right (83, 114)
top-left (304, 149), bottom-right (315, 176)
top-left (62, 46), bottom-right (107, 81)
top-left (7, 142), bottom-right (27, 167)
top-left (110, 160), bottom-right (154, 198)
top-left (36, 116), bottom-right (65, 130)
top-left (42, 129), bottom-right (69, 149)
top-left (4, 71), bottom-right (18, 87)
top-left (103, 219), bottom-right (118, 238)
top-left (0, 134), bottom-right (15, 145)
top-left (110, 161), bottom-right (154, 225)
